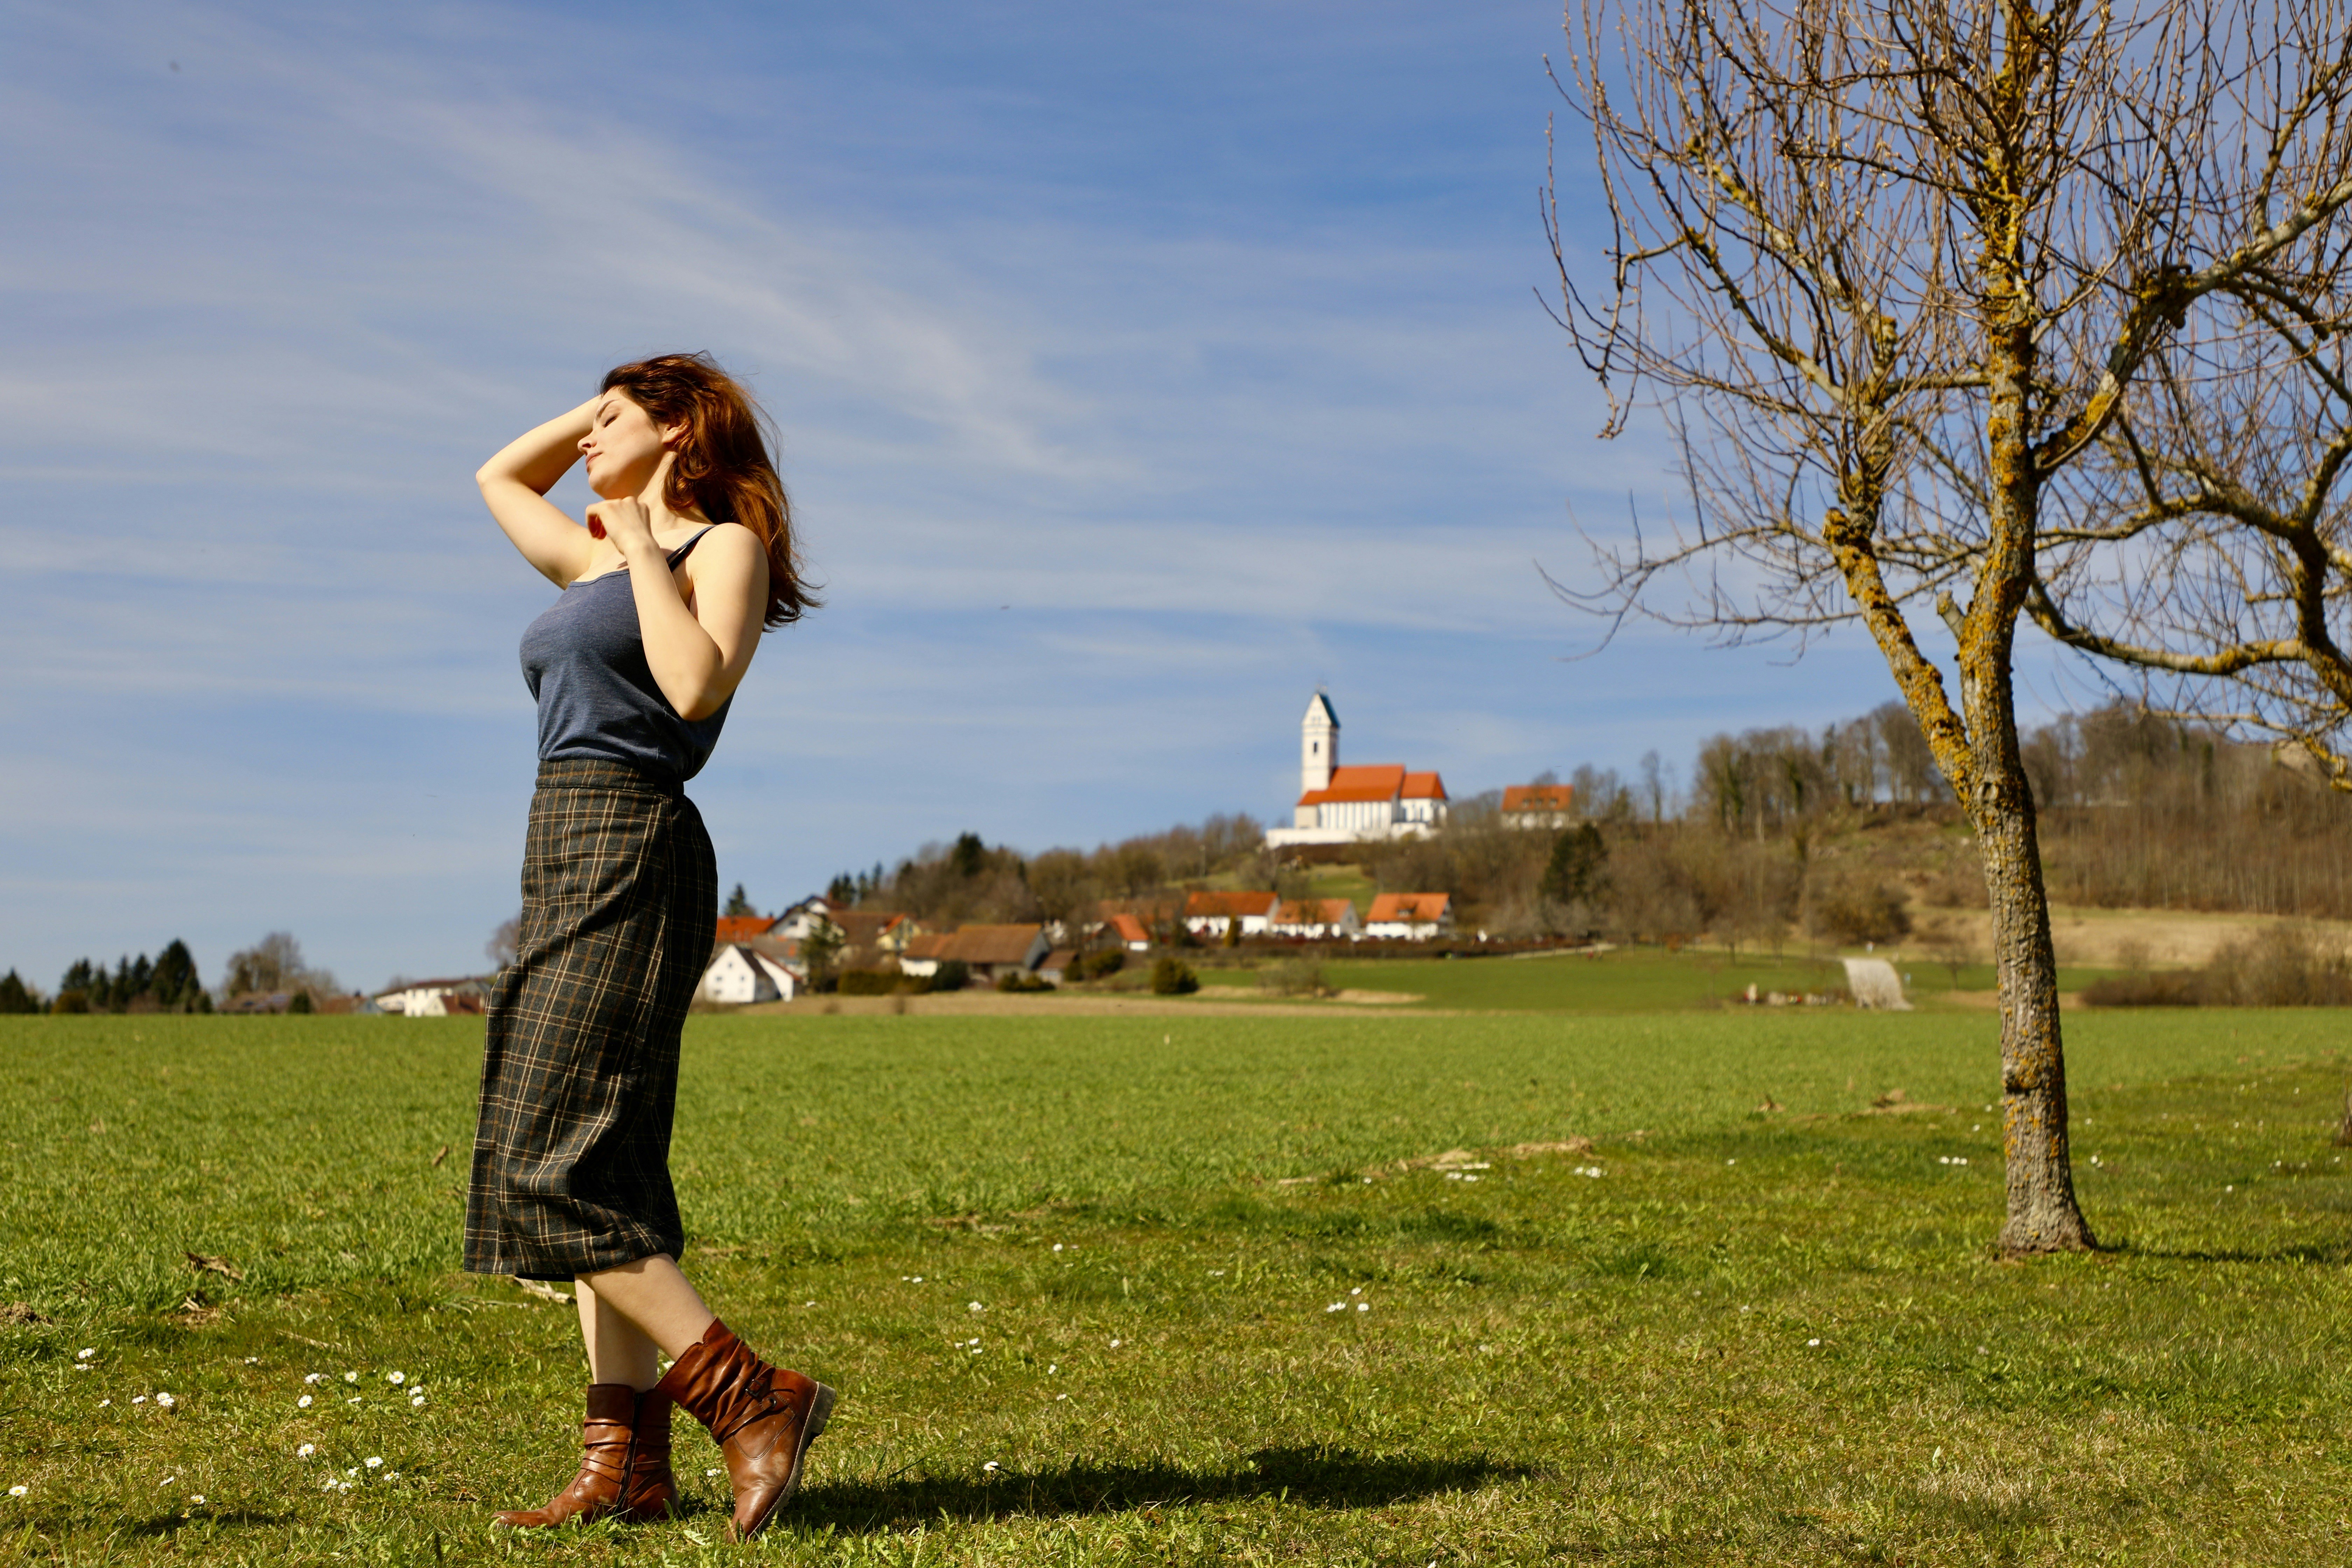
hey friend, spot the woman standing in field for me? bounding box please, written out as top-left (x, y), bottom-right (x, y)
top-left (466, 353), bottom-right (832, 1540)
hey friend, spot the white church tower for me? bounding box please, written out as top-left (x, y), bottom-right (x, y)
top-left (1298, 691), bottom-right (1338, 824)
top-left (1267, 688), bottom-right (1448, 849)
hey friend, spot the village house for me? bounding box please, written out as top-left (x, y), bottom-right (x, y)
top-left (1105, 912), bottom-right (1153, 951)
top-left (772, 896), bottom-right (834, 943)
top-left (898, 923), bottom-right (1050, 984)
top-left (1264, 693), bottom-right (1449, 848)
top-left (715, 914), bottom-right (779, 945)
top-left (375, 976), bottom-right (490, 1016)
top-left (697, 944), bottom-right (798, 1004)
top-left (1265, 898), bottom-right (1363, 940)
top-left (1364, 892), bottom-right (1453, 940)
top-left (826, 909), bottom-right (920, 965)
top-left (1182, 889), bottom-right (1280, 939)
top-left (1500, 783), bottom-right (1578, 830)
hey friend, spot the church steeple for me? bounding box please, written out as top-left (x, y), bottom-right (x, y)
top-left (1301, 690), bottom-right (1339, 798)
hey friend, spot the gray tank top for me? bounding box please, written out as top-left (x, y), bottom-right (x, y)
top-left (521, 527), bottom-right (730, 783)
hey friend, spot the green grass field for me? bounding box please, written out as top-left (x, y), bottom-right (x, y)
top-left (5, 1004), bottom-right (2352, 1564)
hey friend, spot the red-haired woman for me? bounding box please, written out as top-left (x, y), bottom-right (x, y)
top-left (467, 353), bottom-right (828, 1540)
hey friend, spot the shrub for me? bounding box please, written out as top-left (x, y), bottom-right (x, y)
top-left (2204, 924), bottom-right (2352, 1007)
top-left (1151, 957), bottom-right (1199, 995)
top-left (287, 990), bottom-right (314, 1014)
top-left (51, 989), bottom-right (90, 1015)
top-left (835, 969), bottom-right (899, 997)
top-left (1079, 949), bottom-right (1128, 981)
top-left (2079, 924), bottom-right (2352, 1008)
top-left (2081, 970), bottom-right (2202, 1007)
top-left (932, 960), bottom-right (969, 992)
top-left (1258, 959), bottom-right (1326, 997)
top-left (995, 970), bottom-right (1056, 993)
top-left (1815, 880), bottom-right (1913, 946)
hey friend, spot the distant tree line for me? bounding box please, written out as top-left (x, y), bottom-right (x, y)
top-left (1367, 700), bottom-right (2352, 945)
top-left (5, 939), bottom-right (212, 1015)
top-left (1, 930), bottom-right (346, 1015)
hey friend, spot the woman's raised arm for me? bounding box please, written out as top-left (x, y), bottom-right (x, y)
top-left (477, 399), bottom-right (602, 586)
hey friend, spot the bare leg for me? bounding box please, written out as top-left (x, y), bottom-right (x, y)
top-left (576, 1254), bottom-right (719, 1370)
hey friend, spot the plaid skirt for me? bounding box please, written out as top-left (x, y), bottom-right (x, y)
top-left (464, 758), bottom-right (716, 1280)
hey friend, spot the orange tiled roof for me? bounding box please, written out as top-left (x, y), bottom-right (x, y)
top-left (1271, 898), bottom-right (1357, 926)
top-left (1366, 892), bottom-right (1451, 923)
top-left (715, 915), bottom-right (778, 944)
top-left (1183, 890), bottom-right (1280, 918)
top-left (1502, 784), bottom-right (1576, 812)
top-left (1401, 771), bottom-right (1448, 800)
top-left (1298, 763), bottom-right (1407, 806)
top-left (1108, 913), bottom-right (1150, 944)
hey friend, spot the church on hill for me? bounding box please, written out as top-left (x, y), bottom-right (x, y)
top-left (1264, 692), bottom-right (1449, 848)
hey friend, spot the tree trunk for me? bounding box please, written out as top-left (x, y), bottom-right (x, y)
top-left (1970, 752), bottom-right (2095, 1252)
top-left (1969, 216), bottom-right (2097, 1252)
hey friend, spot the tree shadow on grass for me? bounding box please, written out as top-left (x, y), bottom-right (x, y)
top-left (794, 1446), bottom-right (1534, 1533)
top-left (2104, 1239), bottom-right (2352, 1265)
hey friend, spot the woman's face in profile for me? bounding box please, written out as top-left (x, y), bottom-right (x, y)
top-left (579, 392), bottom-right (670, 499)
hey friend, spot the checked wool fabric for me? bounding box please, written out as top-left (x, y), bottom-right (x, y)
top-left (465, 759), bottom-right (717, 1281)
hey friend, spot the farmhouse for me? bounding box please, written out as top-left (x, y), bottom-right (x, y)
top-left (697, 944), bottom-right (798, 1004)
top-left (1500, 783), bottom-right (1578, 830)
top-left (1266, 898), bottom-right (1363, 939)
top-left (898, 923), bottom-right (1049, 983)
top-left (1264, 693), bottom-right (1449, 848)
top-left (1105, 912), bottom-right (1153, 951)
top-left (1183, 890), bottom-right (1280, 939)
top-left (1364, 892), bottom-right (1452, 940)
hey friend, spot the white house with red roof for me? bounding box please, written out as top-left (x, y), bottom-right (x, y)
top-left (1264, 692), bottom-right (1449, 848)
top-left (1365, 892), bottom-right (1453, 940)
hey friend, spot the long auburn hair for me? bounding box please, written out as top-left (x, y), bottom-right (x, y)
top-left (600, 352), bottom-right (816, 627)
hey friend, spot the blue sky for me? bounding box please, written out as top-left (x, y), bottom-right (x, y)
top-left (0, 0), bottom-right (2085, 994)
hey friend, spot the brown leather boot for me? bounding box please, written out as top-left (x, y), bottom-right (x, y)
top-left (652, 1318), bottom-right (837, 1539)
top-left (493, 1382), bottom-right (642, 1528)
top-left (623, 1387), bottom-right (678, 1521)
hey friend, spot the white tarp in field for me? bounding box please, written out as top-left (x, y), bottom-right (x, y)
top-left (1841, 956), bottom-right (1912, 1010)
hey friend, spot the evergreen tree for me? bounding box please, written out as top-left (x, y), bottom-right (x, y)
top-left (0, 970), bottom-right (35, 1014)
top-left (723, 883), bottom-right (757, 917)
top-left (150, 940), bottom-right (203, 1011)
top-left (1540, 824), bottom-right (1611, 907)
top-left (948, 832), bottom-right (987, 881)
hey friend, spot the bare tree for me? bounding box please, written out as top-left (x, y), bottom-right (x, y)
top-left (222, 931), bottom-right (339, 1002)
top-left (486, 912), bottom-right (523, 969)
top-left (1550, 0), bottom-right (2352, 1251)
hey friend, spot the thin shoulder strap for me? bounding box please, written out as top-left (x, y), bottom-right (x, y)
top-left (664, 525), bottom-right (719, 568)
